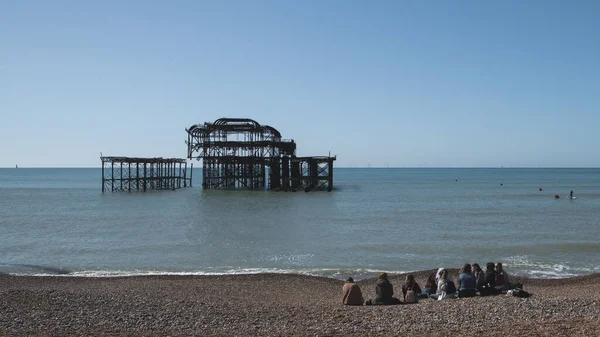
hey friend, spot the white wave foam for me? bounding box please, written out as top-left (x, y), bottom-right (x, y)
top-left (13, 267), bottom-right (410, 280)
top-left (525, 269), bottom-right (579, 278)
top-left (7, 257), bottom-right (598, 280)
top-left (262, 253), bottom-right (315, 265)
top-left (503, 254), bottom-right (599, 278)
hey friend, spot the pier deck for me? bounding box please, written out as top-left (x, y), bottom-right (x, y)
top-left (101, 156), bottom-right (192, 193)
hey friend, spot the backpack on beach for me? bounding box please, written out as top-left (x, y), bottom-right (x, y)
top-left (405, 287), bottom-right (417, 304)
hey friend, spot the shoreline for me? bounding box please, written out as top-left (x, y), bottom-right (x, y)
top-left (2, 271), bottom-right (600, 336)
top-left (1, 265), bottom-right (593, 280)
top-left (4, 268), bottom-right (598, 289)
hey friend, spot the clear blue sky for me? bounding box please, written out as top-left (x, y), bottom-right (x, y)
top-left (2, 0), bottom-right (599, 167)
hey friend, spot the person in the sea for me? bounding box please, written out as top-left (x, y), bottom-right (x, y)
top-left (495, 263), bottom-right (511, 291)
top-left (457, 263), bottom-right (477, 298)
top-left (570, 190), bottom-right (574, 199)
top-left (401, 274), bottom-right (422, 302)
top-left (342, 277), bottom-right (364, 305)
top-left (421, 272), bottom-right (438, 298)
top-left (372, 272), bottom-right (401, 305)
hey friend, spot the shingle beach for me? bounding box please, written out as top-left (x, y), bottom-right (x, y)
top-left (2, 271), bottom-right (600, 336)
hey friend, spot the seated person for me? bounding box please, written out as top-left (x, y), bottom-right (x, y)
top-left (481, 262), bottom-right (500, 295)
top-left (472, 263), bottom-right (486, 293)
top-left (436, 269), bottom-right (455, 300)
top-left (422, 272), bottom-right (438, 298)
top-left (342, 277), bottom-right (364, 305)
top-left (372, 272), bottom-right (401, 305)
top-left (435, 267), bottom-right (444, 282)
top-left (457, 264), bottom-right (477, 298)
top-left (496, 263), bottom-right (511, 291)
top-left (401, 274), bottom-right (422, 303)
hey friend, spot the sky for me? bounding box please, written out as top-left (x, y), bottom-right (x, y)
top-left (1, 0), bottom-right (599, 167)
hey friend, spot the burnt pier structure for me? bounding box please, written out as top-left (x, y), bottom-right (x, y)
top-left (186, 118), bottom-right (335, 191)
top-left (101, 156), bottom-right (192, 193)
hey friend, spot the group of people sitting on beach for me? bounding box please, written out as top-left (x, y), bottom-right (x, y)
top-left (343, 262), bottom-right (523, 305)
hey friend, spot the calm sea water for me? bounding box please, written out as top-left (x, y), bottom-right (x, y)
top-left (1, 168), bottom-right (599, 279)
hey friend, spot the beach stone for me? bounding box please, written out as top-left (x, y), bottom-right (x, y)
top-left (2, 273), bottom-right (600, 336)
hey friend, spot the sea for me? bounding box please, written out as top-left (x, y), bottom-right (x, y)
top-left (1, 168), bottom-right (599, 280)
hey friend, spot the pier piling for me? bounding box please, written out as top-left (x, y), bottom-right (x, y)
top-left (101, 156), bottom-right (191, 193)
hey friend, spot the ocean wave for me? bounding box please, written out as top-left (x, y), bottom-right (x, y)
top-left (2, 258), bottom-right (597, 280)
top-left (5, 265), bottom-right (593, 280)
top-left (262, 253), bottom-right (315, 265)
top-left (0, 263), bottom-right (70, 275)
top-left (503, 255), bottom-right (600, 278)
top-left (5, 267), bottom-right (410, 280)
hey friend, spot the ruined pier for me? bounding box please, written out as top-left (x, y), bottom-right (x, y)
top-left (101, 156), bottom-right (192, 193)
top-left (186, 118), bottom-right (335, 191)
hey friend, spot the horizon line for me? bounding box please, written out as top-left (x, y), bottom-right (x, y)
top-left (2, 166), bottom-right (600, 169)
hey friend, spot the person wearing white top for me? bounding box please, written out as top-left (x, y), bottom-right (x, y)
top-left (436, 269), bottom-right (455, 300)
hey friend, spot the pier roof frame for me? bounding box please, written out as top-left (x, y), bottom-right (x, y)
top-left (101, 156), bottom-right (187, 164)
top-left (186, 118), bottom-right (283, 139)
top-left (185, 117), bottom-right (335, 191)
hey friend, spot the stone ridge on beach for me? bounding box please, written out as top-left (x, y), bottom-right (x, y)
top-left (1, 272), bottom-right (600, 336)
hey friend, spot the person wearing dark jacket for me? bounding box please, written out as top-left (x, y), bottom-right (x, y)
top-left (373, 273), bottom-right (401, 305)
top-left (422, 272), bottom-right (438, 297)
top-left (481, 262), bottom-right (499, 295)
top-left (401, 274), bottom-right (422, 301)
top-left (472, 263), bottom-right (486, 293)
top-left (495, 263), bottom-right (510, 291)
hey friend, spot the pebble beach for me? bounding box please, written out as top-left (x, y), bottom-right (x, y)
top-left (2, 271), bottom-right (600, 336)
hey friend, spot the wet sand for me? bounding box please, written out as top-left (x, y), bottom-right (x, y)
top-left (1, 271), bottom-right (600, 336)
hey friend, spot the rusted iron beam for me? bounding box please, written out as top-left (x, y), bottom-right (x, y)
top-left (100, 156), bottom-right (191, 193)
top-left (186, 118), bottom-right (335, 191)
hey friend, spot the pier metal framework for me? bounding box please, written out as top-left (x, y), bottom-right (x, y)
top-left (186, 118), bottom-right (335, 191)
top-left (101, 156), bottom-right (192, 193)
